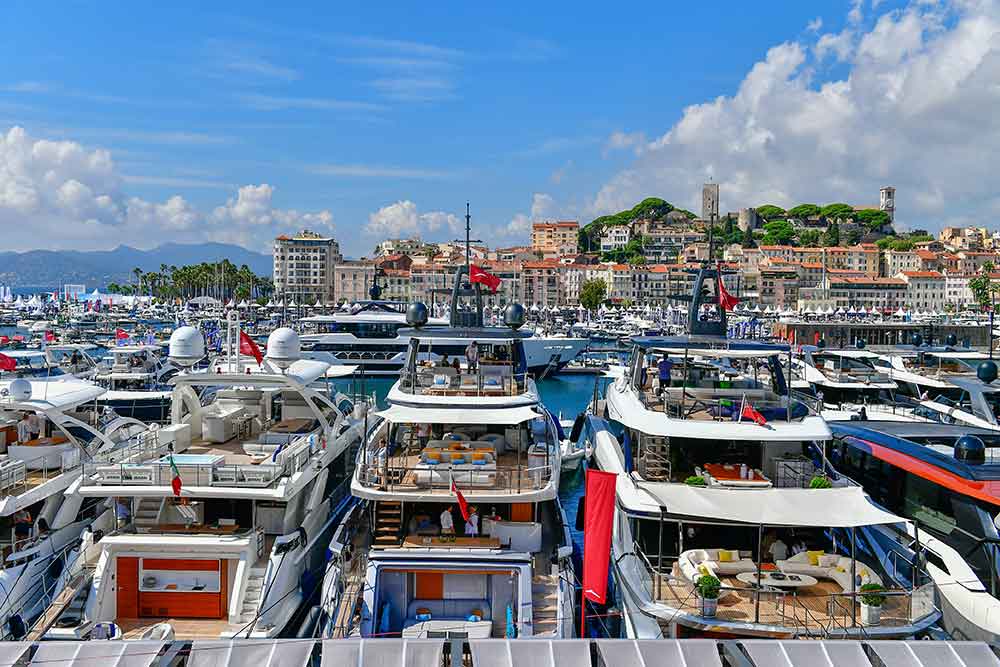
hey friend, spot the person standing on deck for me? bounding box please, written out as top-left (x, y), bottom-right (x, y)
top-left (465, 506), bottom-right (479, 537)
top-left (440, 505), bottom-right (455, 536)
top-left (16, 413), bottom-right (31, 444)
top-left (465, 341), bottom-right (479, 373)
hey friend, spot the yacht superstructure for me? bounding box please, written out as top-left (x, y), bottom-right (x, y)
top-left (585, 266), bottom-right (940, 639)
top-left (39, 320), bottom-right (367, 641)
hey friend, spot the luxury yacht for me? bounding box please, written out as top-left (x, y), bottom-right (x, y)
top-left (0, 377), bottom-right (145, 640)
top-left (312, 270), bottom-right (575, 640)
top-left (790, 346), bottom-right (922, 423)
top-left (830, 420), bottom-right (1000, 643)
top-left (299, 277), bottom-right (587, 378)
top-left (0, 348), bottom-right (98, 382)
top-left (583, 266), bottom-right (940, 639)
top-left (92, 345), bottom-right (178, 423)
top-left (39, 317), bottom-right (367, 641)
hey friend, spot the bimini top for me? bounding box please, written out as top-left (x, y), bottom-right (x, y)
top-left (375, 403), bottom-right (540, 425)
top-left (648, 347), bottom-right (785, 359)
top-left (0, 378), bottom-right (105, 413)
top-left (623, 480), bottom-right (904, 527)
top-left (631, 336), bottom-right (790, 353)
top-left (398, 326), bottom-right (532, 341)
top-left (189, 359), bottom-right (333, 387)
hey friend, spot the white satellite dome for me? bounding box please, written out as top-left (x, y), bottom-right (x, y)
top-left (168, 326), bottom-right (205, 368)
top-left (8, 378), bottom-right (31, 402)
top-left (266, 327), bottom-right (300, 368)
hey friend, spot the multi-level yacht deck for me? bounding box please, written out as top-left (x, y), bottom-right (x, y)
top-left (41, 325), bottom-right (366, 642)
top-left (588, 266), bottom-right (941, 640)
top-left (318, 273), bottom-right (575, 641)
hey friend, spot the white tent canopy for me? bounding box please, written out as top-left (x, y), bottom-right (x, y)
top-left (632, 483), bottom-right (903, 527)
top-left (472, 640), bottom-right (595, 667)
top-left (375, 403), bottom-right (540, 425)
top-left (189, 641), bottom-right (313, 667)
top-left (320, 640), bottom-right (444, 667)
top-left (594, 640), bottom-right (721, 667)
top-left (0, 643), bottom-right (30, 667)
top-left (30, 641), bottom-right (165, 667)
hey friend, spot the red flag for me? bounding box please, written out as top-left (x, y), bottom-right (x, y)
top-left (717, 273), bottom-right (739, 312)
top-left (239, 330), bottom-right (263, 366)
top-left (470, 264), bottom-right (501, 293)
top-left (582, 469), bottom-right (617, 605)
top-left (0, 353), bottom-right (15, 372)
top-left (169, 454), bottom-right (182, 497)
top-left (0, 336), bottom-right (9, 345)
top-left (44, 331), bottom-right (55, 342)
top-left (741, 398), bottom-right (768, 426)
top-left (451, 478), bottom-right (470, 522)
top-left (115, 328), bottom-right (129, 340)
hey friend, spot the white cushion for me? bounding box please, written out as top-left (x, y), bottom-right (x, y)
top-left (819, 554), bottom-right (840, 568)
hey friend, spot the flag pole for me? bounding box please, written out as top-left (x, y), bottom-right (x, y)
top-left (580, 572), bottom-right (586, 639)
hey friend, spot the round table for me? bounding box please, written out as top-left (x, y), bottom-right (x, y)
top-left (735, 571), bottom-right (819, 588)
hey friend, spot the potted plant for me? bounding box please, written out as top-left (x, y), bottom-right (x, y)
top-left (809, 475), bottom-right (832, 489)
top-left (684, 475), bottom-right (707, 487)
top-left (859, 583), bottom-right (885, 626)
top-left (695, 574), bottom-right (721, 618)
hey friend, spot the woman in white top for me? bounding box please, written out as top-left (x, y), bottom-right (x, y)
top-left (440, 506), bottom-right (455, 535)
top-left (465, 507), bottom-right (479, 537)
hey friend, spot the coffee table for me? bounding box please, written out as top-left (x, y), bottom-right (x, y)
top-left (735, 571), bottom-right (818, 588)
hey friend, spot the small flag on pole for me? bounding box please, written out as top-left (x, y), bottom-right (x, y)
top-left (740, 394), bottom-right (768, 426)
top-left (239, 331), bottom-right (264, 366)
top-left (0, 353), bottom-right (15, 372)
top-left (470, 265), bottom-right (502, 293)
top-left (169, 454), bottom-right (182, 496)
top-left (451, 478), bottom-right (470, 522)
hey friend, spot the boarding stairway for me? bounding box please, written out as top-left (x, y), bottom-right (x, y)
top-left (237, 569), bottom-right (266, 625)
top-left (373, 501), bottom-right (402, 548)
top-left (531, 574), bottom-right (560, 637)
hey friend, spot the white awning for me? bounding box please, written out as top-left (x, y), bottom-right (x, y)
top-left (472, 640), bottom-right (593, 667)
top-left (375, 403), bottom-right (540, 425)
top-left (0, 643), bottom-right (30, 667)
top-left (189, 640), bottom-right (313, 667)
top-left (741, 640), bottom-right (871, 667)
top-left (867, 641), bottom-right (1000, 667)
top-left (819, 350), bottom-right (879, 359)
top-left (594, 640), bottom-right (720, 667)
top-left (0, 379), bottom-right (106, 412)
top-left (29, 641), bottom-right (164, 667)
top-left (320, 640), bottom-right (444, 667)
top-left (926, 351), bottom-right (987, 360)
top-left (631, 483), bottom-right (903, 527)
top-left (649, 347), bottom-right (784, 359)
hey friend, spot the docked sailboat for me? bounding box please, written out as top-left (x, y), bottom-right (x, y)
top-left (38, 316), bottom-right (367, 641)
top-left (313, 268), bottom-right (575, 640)
top-left (581, 265), bottom-right (940, 639)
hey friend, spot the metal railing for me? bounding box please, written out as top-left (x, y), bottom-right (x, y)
top-left (403, 365), bottom-right (528, 398)
top-left (643, 390), bottom-right (813, 423)
top-left (357, 460), bottom-right (554, 494)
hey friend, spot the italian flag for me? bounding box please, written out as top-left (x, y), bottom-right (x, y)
top-left (169, 455), bottom-right (182, 496)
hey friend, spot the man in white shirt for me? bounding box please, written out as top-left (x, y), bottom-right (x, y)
top-left (768, 537), bottom-right (789, 562)
top-left (440, 506), bottom-right (455, 535)
top-left (16, 414), bottom-right (31, 444)
top-left (465, 507), bottom-right (479, 537)
top-left (27, 413), bottom-right (40, 440)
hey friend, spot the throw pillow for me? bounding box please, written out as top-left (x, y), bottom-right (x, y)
top-left (719, 550), bottom-right (734, 563)
top-left (807, 550), bottom-right (825, 566)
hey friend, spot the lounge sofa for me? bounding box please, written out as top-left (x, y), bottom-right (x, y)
top-left (678, 548), bottom-right (757, 583)
top-left (777, 551), bottom-right (883, 593)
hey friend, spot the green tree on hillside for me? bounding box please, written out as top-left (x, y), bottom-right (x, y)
top-left (855, 209), bottom-right (891, 229)
top-left (969, 262), bottom-right (996, 311)
top-left (820, 203), bottom-right (854, 219)
top-left (761, 220), bottom-right (796, 245)
top-left (755, 205), bottom-right (786, 220)
top-left (787, 203), bottom-right (821, 219)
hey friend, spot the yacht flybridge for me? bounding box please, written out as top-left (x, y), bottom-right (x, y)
top-left (314, 267), bottom-right (574, 640)
top-left (0, 378), bottom-right (143, 640)
top-left (39, 316), bottom-right (367, 641)
top-left (585, 266), bottom-right (940, 639)
top-left (92, 345), bottom-right (178, 423)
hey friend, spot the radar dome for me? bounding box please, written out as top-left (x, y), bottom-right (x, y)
top-left (956, 435), bottom-right (986, 464)
top-left (855, 338), bottom-right (866, 349)
top-left (504, 303), bottom-right (526, 330)
top-left (168, 326), bottom-right (205, 368)
top-left (979, 361), bottom-right (999, 384)
top-left (945, 333), bottom-right (958, 347)
top-left (266, 328), bottom-right (300, 368)
top-left (406, 302), bottom-right (429, 328)
top-left (816, 339), bottom-right (826, 350)
top-left (911, 333), bottom-right (923, 347)
top-left (8, 378), bottom-right (30, 402)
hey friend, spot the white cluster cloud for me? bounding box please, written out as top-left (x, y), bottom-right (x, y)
top-left (589, 0), bottom-right (1000, 231)
top-left (365, 200), bottom-right (460, 237)
top-left (0, 126), bottom-right (333, 250)
top-left (505, 192), bottom-right (556, 236)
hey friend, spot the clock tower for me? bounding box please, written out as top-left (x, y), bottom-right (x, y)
top-left (880, 186), bottom-right (895, 223)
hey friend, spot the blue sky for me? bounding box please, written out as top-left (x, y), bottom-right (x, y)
top-left (1, 0), bottom-right (993, 255)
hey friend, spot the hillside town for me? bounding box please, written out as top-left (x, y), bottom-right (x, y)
top-left (272, 184), bottom-right (1000, 314)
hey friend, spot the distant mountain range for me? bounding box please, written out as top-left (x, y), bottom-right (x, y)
top-left (0, 243), bottom-right (272, 288)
